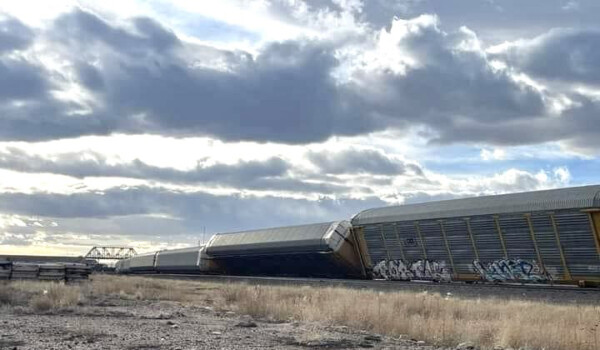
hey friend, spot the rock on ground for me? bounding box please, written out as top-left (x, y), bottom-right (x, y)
top-left (0, 298), bottom-right (453, 350)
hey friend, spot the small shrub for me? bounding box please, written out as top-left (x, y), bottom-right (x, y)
top-left (28, 283), bottom-right (83, 312)
top-left (0, 284), bottom-right (14, 305)
top-left (29, 295), bottom-right (53, 312)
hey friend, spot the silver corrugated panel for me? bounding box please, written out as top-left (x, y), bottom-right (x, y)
top-left (382, 223), bottom-right (403, 260)
top-left (396, 222), bottom-right (423, 262)
top-left (419, 221), bottom-right (450, 263)
top-left (114, 260), bottom-right (122, 273)
top-left (362, 225), bottom-right (387, 263)
top-left (530, 214), bottom-right (565, 278)
top-left (470, 216), bottom-right (505, 262)
top-left (206, 222), bottom-right (336, 256)
top-left (352, 185), bottom-right (600, 225)
top-left (443, 219), bottom-right (476, 274)
top-left (554, 211), bottom-right (600, 278)
top-left (122, 258), bottom-right (131, 272)
top-left (129, 252), bottom-right (157, 269)
top-left (498, 215), bottom-right (536, 259)
top-left (155, 246), bottom-right (202, 269)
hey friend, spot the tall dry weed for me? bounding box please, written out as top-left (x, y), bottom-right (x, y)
top-left (28, 283), bottom-right (83, 312)
top-left (0, 283), bottom-right (13, 305)
top-left (219, 284), bottom-right (600, 350)
top-left (89, 275), bottom-right (188, 302)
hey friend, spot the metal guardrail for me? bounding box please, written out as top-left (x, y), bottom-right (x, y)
top-left (0, 261), bottom-right (91, 282)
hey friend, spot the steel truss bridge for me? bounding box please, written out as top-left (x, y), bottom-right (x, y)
top-left (85, 246), bottom-right (137, 260)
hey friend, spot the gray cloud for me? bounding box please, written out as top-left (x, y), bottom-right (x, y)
top-left (0, 16), bottom-right (34, 53)
top-left (354, 24), bottom-right (546, 140)
top-left (432, 94), bottom-right (600, 150)
top-left (0, 7), bottom-right (597, 151)
top-left (0, 8), bottom-right (542, 146)
top-left (308, 148), bottom-right (423, 175)
top-left (0, 186), bottom-right (387, 233)
top-left (493, 29), bottom-right (600, 86)
top-left (51, 10), bottom-right (180, 55)
top-left (0, 148), bottom-right (362, 195)
top-left (0, 148), bottom-right (287, 181)
top-left (0, 58), bottom-right (47, 102)
top-left (46, 9), bottom-right (376, 144)
top-left (363, 0), bottom-right (600, 43)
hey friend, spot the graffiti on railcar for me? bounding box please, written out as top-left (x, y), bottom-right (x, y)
top-left (372, 259), bottom-right (452, 282)
top-left (472, 258), bottom-right (552, 282)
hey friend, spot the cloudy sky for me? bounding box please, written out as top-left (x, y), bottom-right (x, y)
top-left (0, 0), bottom-right (599, 256)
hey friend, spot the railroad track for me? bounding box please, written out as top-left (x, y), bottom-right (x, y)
top-left (135, 274), bottom-right (600, 302)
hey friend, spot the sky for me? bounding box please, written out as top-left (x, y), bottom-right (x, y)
top-left (0, 0), bottom-right (599, 256)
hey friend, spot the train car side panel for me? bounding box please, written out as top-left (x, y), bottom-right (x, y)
top-left (554, 211), bottom-right (600, 283)
top-left (207, 221), bottom-right (365, 278)
top-left (129, 252), bottom-right (158, 273)
top-left (352, 186), bottom-right (600, 285)
top-left (154, 246), bottom-right (212, 273)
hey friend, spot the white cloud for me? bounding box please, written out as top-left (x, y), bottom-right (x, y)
top-left (553, 166), bottom-right (571, 183)
top-left (0, 0), bottom-right (75, 27)
top-left (480, 148), bottom-right (506, 161)
top-left (562, 1), bottom-right (580, 11)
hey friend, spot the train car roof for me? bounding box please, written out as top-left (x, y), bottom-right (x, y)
top-left (206, 221), bottom-right (341, 256)
top-left (352, 185), bottom-right (600, 225)
top-left (131, 251), bottom-right (157, 257)
top-left (157, 246), bottom-right (203, 255)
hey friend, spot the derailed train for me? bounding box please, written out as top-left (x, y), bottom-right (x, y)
top-left (116, 185), bottom-right (600, 286)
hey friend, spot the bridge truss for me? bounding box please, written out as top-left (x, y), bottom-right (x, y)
top-left (85, 246), bottom-right (137, 260)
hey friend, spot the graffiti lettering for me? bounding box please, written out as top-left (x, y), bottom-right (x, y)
top-left (472, 258), bottom-right (551, 283)
top-left (373, 259), bottom-right (452, 282)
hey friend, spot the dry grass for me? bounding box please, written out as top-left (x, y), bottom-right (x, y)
top-left (29, 283), bottom-right (84, 311)
top-left (0, 283), bottom-right (13, 305)
top-left (221, 284), bottom-right (600, 350)
top-left (88, 275), bottom-right (190, 302)
top-left (3, 275), bottom-right (600, 350)
top-left (2, 280), bottom-right (84, 311)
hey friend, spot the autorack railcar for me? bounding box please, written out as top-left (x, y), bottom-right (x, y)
top-left (154, 245), bottom-right (213, 274)
top-left (205, 221), bottom-right (365, 278)
top-left (116, 258), bottom-right (131, 274)
top-left (128, 252), bottom-right (159, 273)
top-left (351, 185), bottom-right (600, 286)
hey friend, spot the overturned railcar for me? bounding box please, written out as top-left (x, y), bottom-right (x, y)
top-left (128, 252), bottom-right (158, 273)
top-left (116, 258), bottom-right (131, 274)
top-left (154, 246), bottom-right (213, 274)
top-left (206, 221), bottom-right (366, 278)
top-left (351, 185), bottom-right (600, 286)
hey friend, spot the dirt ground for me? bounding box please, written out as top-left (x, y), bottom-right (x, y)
top-left (0, 297), bottom-right (443, 350)
top-left (2, 275), bottom-right (598, 350)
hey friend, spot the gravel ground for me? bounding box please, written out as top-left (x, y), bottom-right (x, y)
top-left (0, 298), bottom-right (449, 350)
